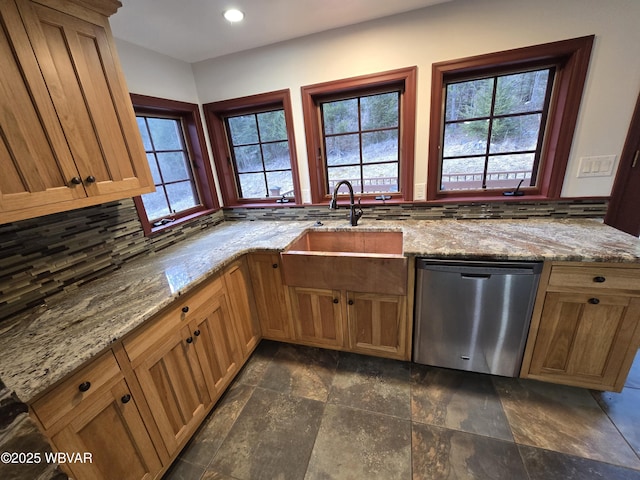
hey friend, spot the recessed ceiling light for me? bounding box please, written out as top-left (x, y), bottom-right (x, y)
top-left (223, 8), bottom-right (244, 23)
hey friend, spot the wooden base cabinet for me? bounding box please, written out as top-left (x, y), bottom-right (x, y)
top-left (124, 279), bottom-right (242, 458)
top-left (522, 262), bottom-right (640, 392)
top-left (223, 257), bottom-right (261, 357)
top-left (288, 287), bottom-right (344, 348)
top-left (347, 292), bottom-right (407, 360)
top-left (286, 286), bottom-right (409, 360)
top-left (30, 351), bottom-right (162, 480)
top-left (50, 377), bottom-right (162, 480)
top-left (248, 253), bottom-right (293, 341)
top-left (31, 266), bottom-right (258, 479)
top-left (190, 292), bottom-right (243, 396)
top-left (129, 327), bottom-right (211, 456)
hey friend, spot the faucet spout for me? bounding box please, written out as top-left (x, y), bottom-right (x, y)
top-left (329, 180), bottom-right (363, 226)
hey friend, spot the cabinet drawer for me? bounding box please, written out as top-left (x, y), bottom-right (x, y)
top-left (123, 276), bottom-right (224, 362)
top-left (31, 350), bottom-right (121, 430)
top-left (548, 265), bottom-right (640, 291)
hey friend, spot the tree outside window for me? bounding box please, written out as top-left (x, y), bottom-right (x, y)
top-left (428, 36), bottom-right (594, 201)
top-left (441, 68), bottom-right (553, 191)
top-left (203, 89), bottom-right (302, 206)
top-left (301, 67), bottom-right (417, 204)
top-left (225, 109), bottom-right (294, 199)
top-left (136, 115), bottom-right (200, 222)
top-left (321, 92), bottom-right (400, 195)
top-left (131, 94), bottom-right (219, 236)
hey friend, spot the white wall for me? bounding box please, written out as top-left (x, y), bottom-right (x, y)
top-left (115, 38), bottom-right (199, 104)
top-left (116, 0), bottom-right (640, 203)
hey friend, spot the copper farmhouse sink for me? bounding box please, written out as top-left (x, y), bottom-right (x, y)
top-left (280, 230), bottom-right (407, 295)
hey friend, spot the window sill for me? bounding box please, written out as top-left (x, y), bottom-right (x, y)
top-left (146, 208), bottom-right (219, 236)
top-left (222, 201), bottom-right (302, 209)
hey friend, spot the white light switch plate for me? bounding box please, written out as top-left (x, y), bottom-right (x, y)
top-left (577, 155), bottom-right (616, 178)
top-left (414, 183), bottom-right (426, 200)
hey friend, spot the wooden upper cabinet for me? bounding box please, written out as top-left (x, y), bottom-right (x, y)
top-left (0, 0), bottom-right (153, 225)
top-left (0, 0), bottom-right (84, 214)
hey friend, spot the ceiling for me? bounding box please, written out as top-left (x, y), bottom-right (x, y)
top-left (110, 0), bottom-right (452, 63)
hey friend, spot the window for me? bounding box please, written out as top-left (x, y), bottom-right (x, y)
top-left (302, 67), bottom-right (417, 204)
top-left (322, 92), bottom-right (400, 196)
top-left (204, 90), bottom-right (301, 206)
top-left (131, 94), bottom-right (218, 235)
top-left (428, 36), bottom-right (594, 201)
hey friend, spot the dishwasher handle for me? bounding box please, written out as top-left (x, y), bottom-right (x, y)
top-left (416, 258), bottom-right (543, 275)
top-left (461, 273), bottom-right (491, 279)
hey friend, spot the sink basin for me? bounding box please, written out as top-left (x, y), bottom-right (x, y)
top-left (280, 230), bottom-right (407, 295)
top-left (286, 230), bottom-right (404, 255)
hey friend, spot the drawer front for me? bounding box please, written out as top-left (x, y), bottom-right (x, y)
top-left (548, 265), bottom-right (640, 291)
top-left (123, 276), bottom-right (223, 363)
top-left (31, 350), bottom-right (121, 430)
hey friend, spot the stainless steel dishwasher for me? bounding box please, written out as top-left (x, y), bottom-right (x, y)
top-left (413, 258), bottom-right (542, 377)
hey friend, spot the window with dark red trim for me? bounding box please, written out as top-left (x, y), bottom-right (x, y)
top-left (203, 90), bottom-right (302, 206)
top-left (428, 36), bottom-right (594, 201)
top-left (131, 94), bottom-right (219, 235)
top-left (302, 67), bottom-right (417, 204)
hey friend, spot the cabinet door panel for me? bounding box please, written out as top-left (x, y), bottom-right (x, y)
top-left (52, 378), bottom-right (162, 480)
top-left (133, 328), bottom-right (209, 455)
top-left (224, 258), bottom-right (260, 357)
top-left (248, 253), bottom-right (292, 340)
top-left (347, 292), bottom-right (407, 359)
top-left (529, 293), bottom-right (640, 389)
top-left (191, 293), bottom-right (241, 397)
top-left (289, 287), bottom-right (344, 347)
top-left (18, 1), bottom-right (152, 197)
top-left (0, 0), bottom-right (83, 214)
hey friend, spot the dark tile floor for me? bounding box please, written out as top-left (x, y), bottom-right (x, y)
top-left (164, 341), bottom-right (640, 480)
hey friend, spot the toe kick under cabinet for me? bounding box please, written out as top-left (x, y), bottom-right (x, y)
top-left (29, 260), bottom-right (258, 480)
top-left (521, 262), bottom-right (640, 392)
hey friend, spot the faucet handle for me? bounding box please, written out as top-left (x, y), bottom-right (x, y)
top-left (355, 197), bottom-right (363, 220)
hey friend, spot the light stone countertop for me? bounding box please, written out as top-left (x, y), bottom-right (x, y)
top-left (1, 217), bottom-right (639, 403)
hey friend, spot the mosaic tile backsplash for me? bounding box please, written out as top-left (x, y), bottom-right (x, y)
top-left (0, 197), bottom-right (607, 322)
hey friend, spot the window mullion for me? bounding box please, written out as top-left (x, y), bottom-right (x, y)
top-left (144, 116), bottom-right (172, 214)
top-left (481, 78), bottom-right (499, 189)
top-left (254, 113), bottom-right (270, 197)
top-left (357, 97), bottom-right (364, 194)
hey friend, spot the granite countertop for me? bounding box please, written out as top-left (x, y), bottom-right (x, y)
top-left (1, 217), bottom-right (639, 403)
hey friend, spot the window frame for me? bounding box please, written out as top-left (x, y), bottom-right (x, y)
top-left (131, 94), bottom-right (219, 236)
top-left (301, 67), bottom-right (417, 204)
top-left (427, 36), bottom-right (594, 202)
top-left (203, 90), bottom-right (302, 206)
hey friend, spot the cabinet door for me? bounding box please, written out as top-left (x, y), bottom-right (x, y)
top-left (0, 0), bottom-right (84, 216)
top-left (190, 292), bottom-right (242, 398)
top-left (289, 287), bottom-right (344, 348)
top-left (248, 253), bottom-right (293, 340)
top-left (52, 378), bottom-right (162, 480)
top-left (224, 257), bottom-right (261, 357)
top-left (133, 327), bottom-right (210, 456)
top-left (347, 292), bottom-right (408, 360)
top-left (528, 292), bottom-right (640, 390)
top-left (16, 1), bottom-right (153, 199)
